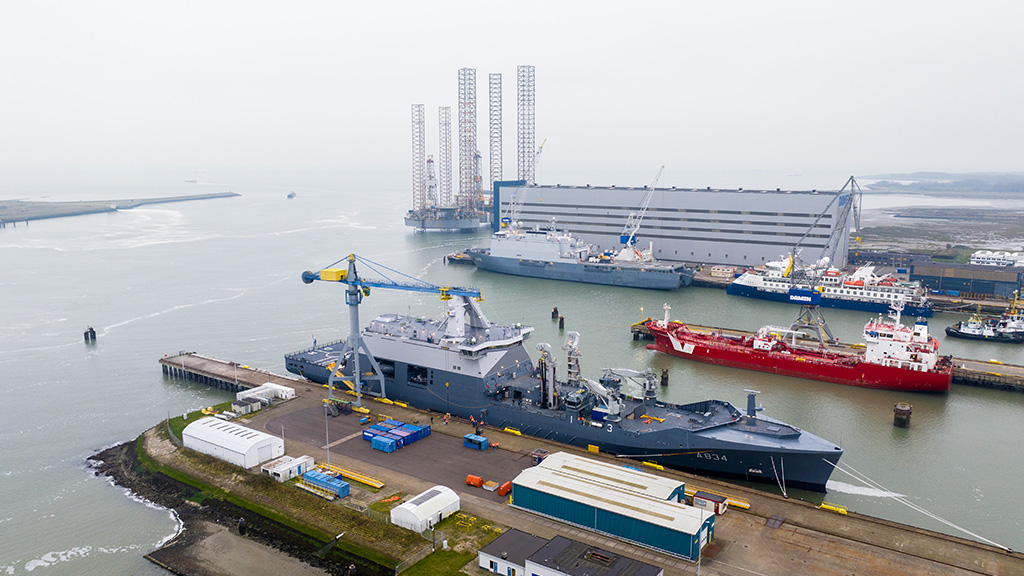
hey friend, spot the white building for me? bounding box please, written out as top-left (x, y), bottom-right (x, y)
top-left (182, 417), bottom-right (284, 468)
top-left (478, 529), bottom-right (548, 576)
top-left (260, 455), bottom-right (315, 482)
top-left (236, 382), bottom-right (295, 403)
top-left (390, 485), bottom-right (460, 533)
top-left (970, 250), bottom-right (1024, 267)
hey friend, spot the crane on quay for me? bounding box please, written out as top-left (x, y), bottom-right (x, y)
top-left (301, 254), bottom-right (483, 405)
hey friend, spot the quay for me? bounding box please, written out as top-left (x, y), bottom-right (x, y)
top-left (160, 352), bottom-right (305, 393)
top-left (160, 352), bottom-right (1024, 576)
top-left (630, 321), bottom-right (1024, 393)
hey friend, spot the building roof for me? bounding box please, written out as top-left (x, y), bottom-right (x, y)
top-left (513, 466), bottom-right (706, 535)
top-left (478, 529), bottom-right (549, 568)
top-left (537, 452), bottom-right (684, 501)
top-left (182, 417), bottom-right (278, 454)
top-left (528, 535), bottom-right (662, 576)
top-left (391, 485), bottom-right (459, 523)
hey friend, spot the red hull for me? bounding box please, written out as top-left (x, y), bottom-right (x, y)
top-left (647, 324), bottom-right (951, 393)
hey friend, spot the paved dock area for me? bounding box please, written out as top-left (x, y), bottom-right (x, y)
top-left (239, 385), bottom-right (1024, 576)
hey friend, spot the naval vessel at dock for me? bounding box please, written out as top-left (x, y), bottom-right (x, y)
top-left (286, 258), bottom-right (841, 492)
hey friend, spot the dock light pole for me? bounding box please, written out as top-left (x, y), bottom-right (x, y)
top-left (325, 404), bottom-right (330, 469)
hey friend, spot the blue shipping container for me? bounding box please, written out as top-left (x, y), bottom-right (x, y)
top-left (372, 435), bottom-right (398, 453)
top-left (463, 433), bottom-right (488, 450)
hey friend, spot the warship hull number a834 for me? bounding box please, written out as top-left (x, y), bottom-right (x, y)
top-left (288, 256), bottom-right (841, 492)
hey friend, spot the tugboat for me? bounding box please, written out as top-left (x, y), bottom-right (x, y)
top-left (945, 313), bottom-right (1024, 343)
top-left (646, 300), bottom-right (952, 392)
top-left (288, 256), bottom-right (842, 492)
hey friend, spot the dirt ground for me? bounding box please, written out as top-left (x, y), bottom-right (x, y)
top-left (147, 521), bottom-right (331, 576)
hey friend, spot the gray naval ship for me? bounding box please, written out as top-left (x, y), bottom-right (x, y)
top-left (286, 293), bottom-right (842, 492)
top-left (466, 220), bottom-right (694, 291)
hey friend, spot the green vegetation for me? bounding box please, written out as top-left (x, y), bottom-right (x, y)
top-left (134, 434), bottom-right (405, 568)
top-left (167, 401), bottom-right (238, 439)
top-left (400, 550), bottom-right (476, 576)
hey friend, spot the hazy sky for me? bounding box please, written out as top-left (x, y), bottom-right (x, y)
top-left (2, 1), bottom-right (1022, 178)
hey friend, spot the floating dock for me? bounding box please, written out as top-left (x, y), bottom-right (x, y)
top-left (630, 322), bottom-right (1024, 393)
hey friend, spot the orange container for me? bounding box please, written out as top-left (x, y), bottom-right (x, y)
top-left (466, 474), bottom-right (483, 487)
top-left (497, 481), bottom-right (512, 496)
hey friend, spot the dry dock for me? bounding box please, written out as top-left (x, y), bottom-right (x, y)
top-left (161, 353), bottom-right (1024, 575)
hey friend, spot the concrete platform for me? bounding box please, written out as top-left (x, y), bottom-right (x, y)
top-left (240, 385), bottom-right (1024, 576)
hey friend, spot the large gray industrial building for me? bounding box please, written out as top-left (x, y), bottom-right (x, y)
top-left (493, 182), bottom-right (854, 269)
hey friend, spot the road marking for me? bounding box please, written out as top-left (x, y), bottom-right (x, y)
top-left (322, 431), bottom-right (363, 449)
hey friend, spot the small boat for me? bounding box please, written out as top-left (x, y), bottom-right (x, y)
top-left (287, 191), bottom-right (297, 199)
top-left (945, 314), bottom-right (1024, 343)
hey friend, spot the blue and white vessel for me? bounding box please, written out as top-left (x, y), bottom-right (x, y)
top-left (727, 256), bottom-right (933, 317)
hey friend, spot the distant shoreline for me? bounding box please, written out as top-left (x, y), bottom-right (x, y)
top-left (0, 192), bottom-right (240, 225)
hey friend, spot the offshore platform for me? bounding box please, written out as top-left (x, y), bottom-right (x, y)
top-left (405, 65), bottom-right (537, 232)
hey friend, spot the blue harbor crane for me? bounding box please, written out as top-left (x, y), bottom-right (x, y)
top-left (302, 253), bottom-right (483, 405)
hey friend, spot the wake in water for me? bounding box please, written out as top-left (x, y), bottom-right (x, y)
top-left (825, 480), bottom-right (906, 498)
top-left (827, 459), bottom-right (1011, 551)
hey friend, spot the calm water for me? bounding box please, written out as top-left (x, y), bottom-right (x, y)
top-left (2, 166), bottom-right (1022, 574)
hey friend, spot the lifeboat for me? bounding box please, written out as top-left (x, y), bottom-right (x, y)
top-left (844, 280), bottom-right (864, 287)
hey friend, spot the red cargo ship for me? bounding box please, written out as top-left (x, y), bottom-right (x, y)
top-left (645, 304), bottom-right (952, 392)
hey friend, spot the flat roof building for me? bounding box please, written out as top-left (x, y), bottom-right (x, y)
top-left (493, 182), bottom-right (852, 268)
top-left (478, 529), bottom-right (664, 576)
top-left (511, 465), bottom-right (713, 560)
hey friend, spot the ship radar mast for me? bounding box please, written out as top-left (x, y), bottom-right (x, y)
top-left (743, 389), bottom-right (764, 424)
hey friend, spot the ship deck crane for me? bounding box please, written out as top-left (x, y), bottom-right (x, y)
top-left (613, 166), bottom-right (665, 262)
top-left (302, 253), bottom-right (483, 405)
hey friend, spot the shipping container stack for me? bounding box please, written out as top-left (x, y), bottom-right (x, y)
top-left (363, 419), bottom-right (431, 453)
top-left (302, 470), bottom-right (350, 498)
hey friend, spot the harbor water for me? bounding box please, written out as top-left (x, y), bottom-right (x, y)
top-left (2, 166), bottom-right (1023, 574)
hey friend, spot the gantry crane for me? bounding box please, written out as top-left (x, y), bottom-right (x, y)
top-left (302, 254), bottom-right (482, 405)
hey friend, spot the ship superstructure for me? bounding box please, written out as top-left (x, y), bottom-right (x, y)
top-left (728, 258), bottom-right (934, 317)
top-left (467, 219), bottom-right (693, 290)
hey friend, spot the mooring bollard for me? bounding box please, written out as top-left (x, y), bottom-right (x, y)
top-left (661, 368), bottom-right (669, 386)
top-left (893, 402), bottom-right (912, 428)
top-left (558, 315), bottom-right (565, 330)
top-left (551, 306), bottom-right (559, 319)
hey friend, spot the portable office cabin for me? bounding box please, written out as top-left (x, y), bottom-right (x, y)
top-left (260, 455), bottom-right (314, 482)
top-left (182, 417), bottom-right (283, 468)
top-left (510, 466), bottom-right (713, 560)
top-left (390, 485), bottom-right (460, 533)
top-left (693, 491), bottom-right (728, 515)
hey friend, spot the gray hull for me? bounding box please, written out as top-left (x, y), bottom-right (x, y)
top-left (467, 249), bottom-right (693, 291)
top-left (285, 338), bottom-right (840, 492)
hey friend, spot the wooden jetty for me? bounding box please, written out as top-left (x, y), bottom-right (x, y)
top-left (630, 321), bottom-right (1024, 393)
